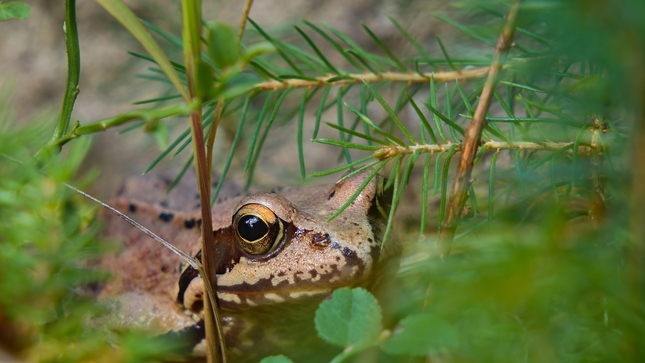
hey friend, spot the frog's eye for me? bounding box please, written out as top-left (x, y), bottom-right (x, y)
top-left (233, 204), bottom-right (284, 255)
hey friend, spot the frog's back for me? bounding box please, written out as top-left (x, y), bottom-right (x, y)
top-left (95, 171), bottom-right (243, 333)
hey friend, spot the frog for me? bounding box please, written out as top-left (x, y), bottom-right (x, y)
top-left (94, 169), bottom-right (399, 361)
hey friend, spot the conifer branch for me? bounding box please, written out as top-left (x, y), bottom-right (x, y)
top-left (253, 67), bottom-right (490, 91)
top-left (375, 141), bottom-right (594, 159)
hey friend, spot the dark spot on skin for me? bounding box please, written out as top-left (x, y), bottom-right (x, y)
top-left (330, 241), bottom-right (341, 249)
top-left (342, 247), bottom-right (356, 258)
top-left (367, 238), bottom-right (374, 243)
top-left (310, 232), bottom-right (331, 249)
top-left (128, 204), bottom-right (137, 212)
top-left (277, 271), bottom-right (286, 277)
top-left (336, 256), bottom-right (341, 261)
top-left (160, 201), bottom-right (168, 208)
top-left (352, 222), bottom-right (359, 226)
top-left (195, 193), bottom-right (200, 200)
top-left (294, 228), bottom-right (309, 239)
top-left (159, 212), bottom-right (174, 222)
top-left (191, 300), bottom-right (204, 312)
top-left (327, 190), bottom-right (336, 200)
top-left (195, 203), bottom-right (201, 209)
top-left (309, 269), bottom-right (318, 278)
top-left (161, 264), bottom-right (169, 273)
top-left (234, 192), bottom-right (242, 197)
top-left (184, 218), bottom-right (195, 229)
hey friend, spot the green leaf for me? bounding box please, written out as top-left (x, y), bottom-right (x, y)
top-left (361, 23), bottom-right (406, 71)
top-left (315, 287), bottom-right (382, 348)
top-left (433, 14), bottom-right (496, 47)
top-left (0, 1), bottom-right (30, 21)
top-left (303, 20), bottom-right (364, 71)
top-left (207, 22), bottom-right (240, 69)
top-left (242, 42), bottom-right (275, 62)
top-left (313, 138), bottom-right (381, 151)
top-left (388, 16), bottom-right (430, 61)
top-left (217, 81), bottom-right (258, 101)
top-left (249, 18), bottom-right (303, 75)
top-left (298, 89), bottom-right (309, 181)
top-left (294, 25), bottom-right (339, 74)
top-left (380, 313), bottom-right (459, 356)
top-left (361, 80), bottom-right (417, 144)
top-left (259, 355), bottom-right (294, 363)
top-left (150, 122), bottom-right (169, 150)
top-left (96, 0), bottom-right (188, 100)
top-left (194, 59), bottom-right (216, 101)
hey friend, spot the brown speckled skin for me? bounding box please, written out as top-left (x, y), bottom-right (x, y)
top-left (96, 170), bottom-right (398, 360)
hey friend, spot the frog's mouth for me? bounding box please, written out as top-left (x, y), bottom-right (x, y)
top-left (177, 225), bottom-right (371, 311)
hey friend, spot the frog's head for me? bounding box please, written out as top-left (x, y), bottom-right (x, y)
top-left (177, 170), bottom-right (395, 312)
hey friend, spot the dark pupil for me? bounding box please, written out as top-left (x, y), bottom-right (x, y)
top-left (238, 215), bottom-right (269, 241)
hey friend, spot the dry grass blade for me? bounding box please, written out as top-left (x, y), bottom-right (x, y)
top-left (66, 183), bottom-right (199, 268)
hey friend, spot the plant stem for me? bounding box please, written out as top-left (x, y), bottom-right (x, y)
top-left (237, 0), bottom-right (254, 40)
top-left (182, 1), bottom-right (226, 362)
top-left (51, 0), bottom-right (81, 145)
top-left (206, 100), bottom-right (224, 176)
top-left (439, 0), bottom-right (521, 251)
top-left (42, 104), bottom-right (191, 153)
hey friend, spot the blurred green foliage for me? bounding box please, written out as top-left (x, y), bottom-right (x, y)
top-left (0, 119), bottom-right (187, 362)
top-left (0, 1), bottom-right (30, 21)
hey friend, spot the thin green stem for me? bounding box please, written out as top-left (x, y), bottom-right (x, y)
top-left (51, 0), bottom-right (81, 145)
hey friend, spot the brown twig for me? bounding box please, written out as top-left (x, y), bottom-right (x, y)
top-left (254, 67), bottom-right (490, 91)
top-left (438, 0), bottom-right (522, 251)
top-left (206, 100), bottom-right (225, 179)
top-left (237, 0), bottom-right (254, 40)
